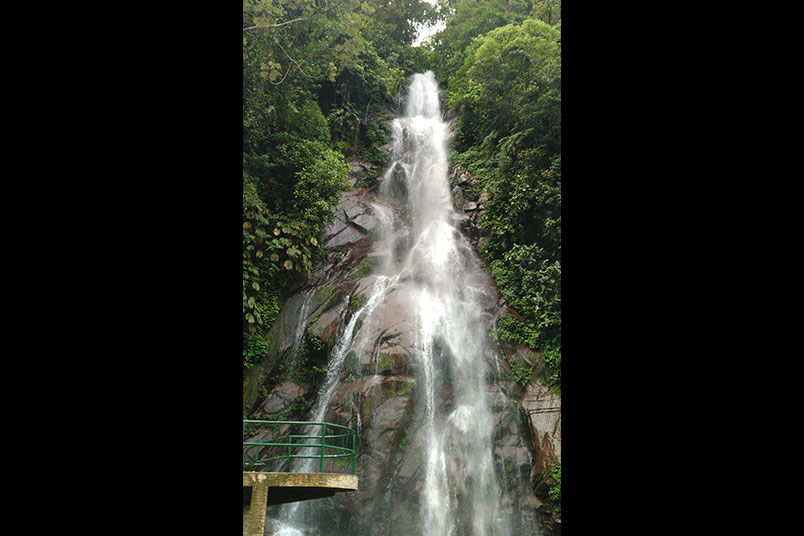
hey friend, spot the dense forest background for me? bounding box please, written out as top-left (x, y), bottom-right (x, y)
top-left (242, 0), bottom-right (561, 507)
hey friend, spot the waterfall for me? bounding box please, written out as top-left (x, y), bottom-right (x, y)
top-left (266, 71), bottom-right (532, 535)
top-left (285, 291), bottom-right (315, 382)
top-left (388, 71), bottom-right (509, 536)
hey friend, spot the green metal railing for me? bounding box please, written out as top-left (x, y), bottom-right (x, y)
top-left (243, 420), bottom-right (357, 474)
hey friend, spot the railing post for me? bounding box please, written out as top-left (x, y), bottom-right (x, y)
top-left (352, 430), bottom-right (356, 474)
top-left (288, 435), bottom-right (292, 469)
top-left (320, 423), bottom-right (326, 472)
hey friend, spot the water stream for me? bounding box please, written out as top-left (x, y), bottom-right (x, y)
top-left (264, 71), bottom-right (533, 535)
top-left (390, 71), bottom-right (509, 536)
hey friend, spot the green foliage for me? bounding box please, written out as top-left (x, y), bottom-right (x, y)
top-left (496, 315), bottom-right (559, 394)
top-left (547, 463), bottom-right (561, 513)
top-left (542, 346), bottom-right (561, 396)
top-left (447, 18), bottom-right (560, 155)
top-left (349, 257), bottom-right (373, 280)
top-left (242, 206), bottom-right (327, 329)
top-left (429, 0), bottom-right (533, 86)
top-left (491, 245), bottom-right (560, 334)
top-left (293, 148), bottom-right (353, 225)
top-left (347, 292), bottom-right (367, 317)
top-left (358, 115), bottom-right (392, 166)
top-left (492, 318), bottom-right (536, 388)
top-left (306, 332), bottom-right (327, 354)
top-left (378, 353), bottom-right (393, 375)
top-left (497, 315), bottom-right (540, 349)
top-left (243, 333), bottom-right (269, 370)
top-left (275, 332), bottom-right (330, 387)
top-left (259, 395), bottom-right (309, 423)
top-left (511, 359), bottom-right (534, 388)
top-left (531, 1), bottom-right (562, 26)
top-left (399, 428), bottom-right (410, 450)
top-left (290, 333), bottom-right (327, 384)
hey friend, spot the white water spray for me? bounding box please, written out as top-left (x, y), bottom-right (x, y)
top-left (388, 72), bottom-right (508, 536)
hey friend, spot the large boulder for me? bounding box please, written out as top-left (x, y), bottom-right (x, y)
top-left (519, 382), bottom-right (561, 477)
top-left (518, 381), bottom-right (561, 534)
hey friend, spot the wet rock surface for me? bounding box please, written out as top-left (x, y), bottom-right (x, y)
top-left (449, 165), bottom-right (488, 249)
top-left (257, 381), bottom-right (309, 415)
top-left (245, 155), bottom-right (561, 534)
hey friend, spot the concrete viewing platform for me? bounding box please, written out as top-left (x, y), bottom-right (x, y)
top-left (243, 471), bottom-right (358, 536)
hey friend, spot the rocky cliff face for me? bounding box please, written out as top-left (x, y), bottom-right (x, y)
top-left (244, 155), bottom-right (561, 535)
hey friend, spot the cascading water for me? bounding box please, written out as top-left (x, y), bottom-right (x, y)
top-left (262, 71), bottom-right (538, 536)
top-left (285, 291), bottom-right (315, 382)
top-left (387, 71), bottom-right (511, 536)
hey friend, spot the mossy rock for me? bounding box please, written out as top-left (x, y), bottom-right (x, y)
top-left (359, 379), bottom-right (415, 431)
top-left (378, 353), bottom-right (393, 375)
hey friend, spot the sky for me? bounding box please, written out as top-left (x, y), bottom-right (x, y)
top-left (412, 0), bottom-right (446, 47)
